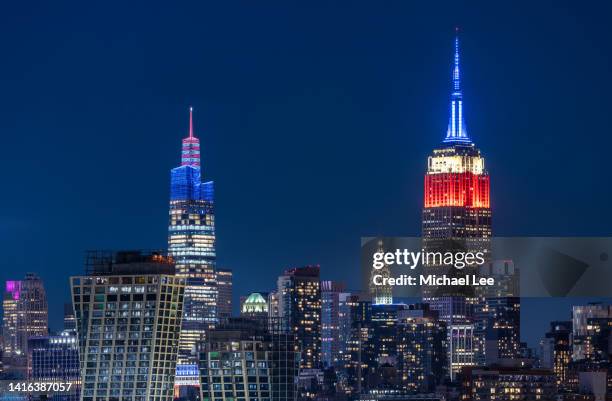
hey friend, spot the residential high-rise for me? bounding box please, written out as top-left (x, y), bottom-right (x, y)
top-left (474, 297), bottom-right (521, 366)
top-left (337, 293), bottom-right (358, 368)
top-left (2, 273), bottom-right (48, 377)
top-left (198, 318), bottom-right (299, 401)
top-left (460, 366), bottom-right (556, 400)
top-left (397, 304), bottom-right (447, 393)
top-left (71, 250), bottom-right (185, 401)
top-left (370, 304), bottom-right (406, 365)
top-left (540, 321), bottom-right (571, 387)
top-left (168, 108), bottom-right (217, 369)
top-left (217, 269), bottom-right (233, 320)
top-left (28, 330), bottom-right (80, 401)
top-left (277, 266), bottom-right (322, 369)
top-left (421, 34), bottom-right (493, 380)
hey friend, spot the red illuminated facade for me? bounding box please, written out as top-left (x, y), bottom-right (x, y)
top-left (424, 172), bottom-right (490, 208)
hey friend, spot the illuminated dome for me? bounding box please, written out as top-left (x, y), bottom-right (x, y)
top-left (241, 292), bottom-right (269, 314)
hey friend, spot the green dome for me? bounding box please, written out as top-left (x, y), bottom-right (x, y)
top-left (242, 292), bottom-right (269, 314)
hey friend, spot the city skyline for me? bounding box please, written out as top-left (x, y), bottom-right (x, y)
top-left (2, 2), bottom-right (612, 352)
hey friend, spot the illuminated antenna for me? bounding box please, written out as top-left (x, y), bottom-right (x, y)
top-left (444, 29), bottom-right (471, 144)
top-left (189, 106), bottom-right (194, 139)
top-left (181, 106), bottom-right (201, 167)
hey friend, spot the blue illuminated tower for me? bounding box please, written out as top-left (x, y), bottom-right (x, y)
top-left (169, 107), bottom-right (217, 379)
top-left (444, 35), bottom-right (470, 143)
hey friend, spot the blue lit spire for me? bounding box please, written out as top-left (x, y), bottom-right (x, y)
top-left (444, 31), bottom-right (471, 143)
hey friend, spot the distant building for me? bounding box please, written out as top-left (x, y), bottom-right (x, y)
top-left (240, 292), bottom-right (270, 322)
top-left (460, 366), bottom-right (556, 400)
top-left (359, 389), bottom-right (442, 401)
top-left (198, 318), bottom-right (299, 401)
top-left (337, 293), bottom-right (359, 368)
top-left (321, 281), bottom-right (348, 368)
top-left (217, 269), bottom-right (233, 320)
top-left (582, 317), bottom-right (612, 364)
top-left (63, 303), bottom-right (76, 331)
top-left (268, 291), bottom-right (280, 321)
top-left (345, 299), bottom-right (375, 394)
top-left (370, 304), bottom-right (406, 364)
top-left (572, 304), bottom-right (612, 361)
top-left (277, 266), bottom-right (322, 369)
top-left (369, 240), bottom-right (392, 306)
top-left (28, 330), bottom-right (80, 400)
top-left (426, 296), bottom-right (474, 379)
top-left (397, 304), bottom-right (447, 392)
top-left (2, 273), bottom-right (48, 377)
top-left (477, 260), bottom-right (519, 298)
top-left (474, 296), bottom-right (521, 366)
top-left (540, 320), bottom-right (572, 387)
top-left (71, 250), bottom-right (185, 401)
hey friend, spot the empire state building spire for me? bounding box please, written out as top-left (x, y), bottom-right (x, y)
top-left (444, 32), bottom-right (471, 143)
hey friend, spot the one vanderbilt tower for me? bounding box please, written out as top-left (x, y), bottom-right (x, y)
top-left (168, 108), bottom-right (217, 368)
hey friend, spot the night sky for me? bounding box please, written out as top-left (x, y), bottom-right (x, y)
top-left (1, 1), bottom-right (612, 348)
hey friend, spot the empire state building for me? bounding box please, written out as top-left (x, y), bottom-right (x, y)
top-left (422, 35), bottom-right (491, 256)
top-left (422, 33), bottom-right (492, 379)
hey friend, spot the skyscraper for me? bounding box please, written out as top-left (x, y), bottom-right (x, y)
top-left (321, 281), bottom-right (349, 368)
top-left (28, 330), bottom-right (80, 401)
top-left (369, 240), bottom-right (392, 306)
top-left (422, 33), bottom-right (492, 276)
top-left (277, 266), bottom-right (322, 369)
top-left (540, 321), bottom-right (572, 387)
top-left (71, 250), bottom-right (185, 401)
top-left (168, 108), bottom-right (217, 367)
top-left (396, 304), bottom-right (447, 393)
top-left (217, 269), bottom-right (233, 321)
top-left (475, 297), bottom-right (521, 366)
top-left (421, 33), bottom-right (492, 380)
top-left (2, 273), bottom-right (48, 377)
top-left (572, 303), bottom-right (612, 361)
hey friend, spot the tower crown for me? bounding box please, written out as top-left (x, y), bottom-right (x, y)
top-left (181, 107), bottom-right (201, 167)
top-left (444, 33), bottom-right (471, 144)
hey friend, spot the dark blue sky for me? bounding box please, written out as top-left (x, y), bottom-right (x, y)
top-left (1, 1), bottom-right (611, 347)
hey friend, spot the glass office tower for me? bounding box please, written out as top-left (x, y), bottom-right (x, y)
top-left (28, 330), bottom-right (81, 401)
